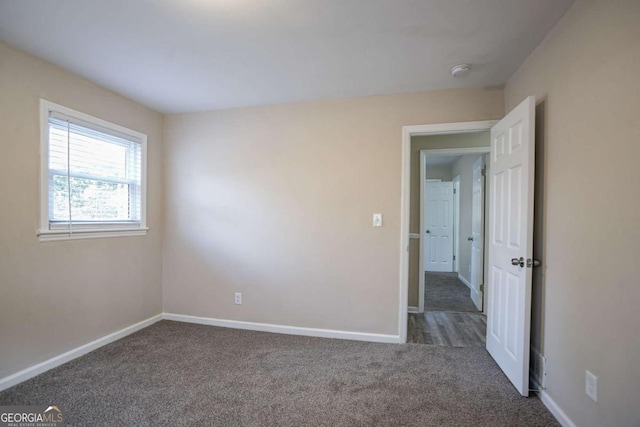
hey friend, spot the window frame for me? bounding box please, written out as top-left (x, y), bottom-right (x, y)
top-left (38, 99), bottom-right (148, 242)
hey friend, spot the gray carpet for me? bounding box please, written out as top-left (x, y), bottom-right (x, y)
top-left (0, 321), bottom-right (557, 426)
top-left (425, 272), bottom-right (480, 312)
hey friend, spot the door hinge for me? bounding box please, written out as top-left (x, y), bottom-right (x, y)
top-left (453, 255), bottom-right (456, 261)
top-left (481, 167), bottom-right (487, 177)
top-left (480, 283), bottom-right (485, 293)
top-left (453, 188), bottom-right (456, 194)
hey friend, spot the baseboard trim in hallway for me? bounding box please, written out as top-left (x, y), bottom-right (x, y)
top-left (458, 274), bottom-right (472, 290)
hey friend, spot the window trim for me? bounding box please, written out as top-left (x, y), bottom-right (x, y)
top-left (38, 99), bottom-right (148, 242)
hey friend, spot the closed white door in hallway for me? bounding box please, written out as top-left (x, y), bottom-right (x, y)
top-left (424, 181), bottom-right (454, 272)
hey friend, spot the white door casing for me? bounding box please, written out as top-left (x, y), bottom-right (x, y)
top-left (400, 123), bottom-right (498, 345)
top-left (453, 175), bottom-right (461, 274)
top-left (486, 96), bottom-right (535, 396)
top-left (424, 181), bottom-right (454, 272)
top-left (470, 156), bottom-right (485, 310)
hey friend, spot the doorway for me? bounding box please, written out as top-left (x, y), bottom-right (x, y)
top-left (411, 143), bottom-right (492, 315)
top-left (400, 96), bottom-right (537, 397)
top-left (399, 121), bottom-right (497, 341)
top-left (410, 144), bottom-right (490, 347)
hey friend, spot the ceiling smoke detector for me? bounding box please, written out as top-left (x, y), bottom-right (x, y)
top-left (450, 64), bottom-right (471, 77)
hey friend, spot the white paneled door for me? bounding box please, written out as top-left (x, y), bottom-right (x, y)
top-left (424, 181), bottom-right (454, 272)
top-left (470, 156), bottom-right (485, 311)
top-left (486, 96), bottom-right (535, 396)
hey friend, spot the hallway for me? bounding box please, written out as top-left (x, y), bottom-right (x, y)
top-left (424, 272), bottom-right (479, 312)
top-left (408, 312), bottom-right (486, 346)
top-left (408, 272), bottom-right (486, 346)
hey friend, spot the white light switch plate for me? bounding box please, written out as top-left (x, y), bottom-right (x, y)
top-left (373, 213), bottom-right (383, 227)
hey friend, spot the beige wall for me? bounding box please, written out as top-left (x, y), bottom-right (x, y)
top-left (163, 88), bottom-right (503, 334)
top-left (410, 133), bottom-right (491, 233)
top-left (452, 153), bottom-right (486, 284)
top-left (0, 42), bottom-right (164, 379)
top-left (2, 4), bottom-right (638, 426)
top-left (505, 0), bottom-right (640, 425)
top-left (407, 133), bottom-right (491, 306)
top-left (425, 165), bottom-right (452, 181)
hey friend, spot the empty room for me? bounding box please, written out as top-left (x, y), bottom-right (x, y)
top-left (0, 1), bottom-right (638, 426)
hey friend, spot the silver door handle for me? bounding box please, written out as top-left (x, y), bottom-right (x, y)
top-left (426, 230), bottom-right (431, 234)
top-left (511, 257), bottom-right (525, 267)
top-left (467, 237), bottom-right (473, 241)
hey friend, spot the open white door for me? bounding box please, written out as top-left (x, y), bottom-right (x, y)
top-left (424, 181), bottom-right (454, 272)
top-left (470, 156), bottom-right (484, 310)
top-left (486, 96), bottom-right (535, 396)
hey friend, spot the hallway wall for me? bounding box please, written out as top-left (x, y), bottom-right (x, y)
top-left (452, 153), bottom-right (485, 284)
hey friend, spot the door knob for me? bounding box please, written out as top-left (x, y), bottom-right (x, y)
top-left (511, 257), bottom-right (525, 267)
top-left (426, 229), bottom-right (431, 234)
top-left (467, 237), bottom-right (473, 241)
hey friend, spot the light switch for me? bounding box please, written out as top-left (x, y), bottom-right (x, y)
top-left (373, 213), bottom-right (383, 227)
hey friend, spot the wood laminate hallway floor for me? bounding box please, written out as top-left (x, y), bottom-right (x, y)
top-left (412, 271), bottom-right (486, 346)
top-left (407, 311), bottom-right (487, 346)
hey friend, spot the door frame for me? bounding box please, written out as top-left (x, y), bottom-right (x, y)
top-left (399, 120), bottom-right (498, 342)
top-left (470, 155), bottom-right (487, 311)
top-left (452, 174), bottom-right (461, 274)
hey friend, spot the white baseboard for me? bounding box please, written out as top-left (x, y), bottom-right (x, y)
top-left (163, 313), bottom-right (400, 344)
top-left (0, 312), bottom-right (400, 391)
top-left (0, 314), bottom-right (163, 392)
top-left (470, 287), bottom-right (483, 311)
top-left (458, 274), bottom-right (472, 289)
top-left (540, 390), bottom-right (577, 427)
top-left (0, 310), bottom-right (573, 427)
top-left (408, 306), bottom-right (419, 313)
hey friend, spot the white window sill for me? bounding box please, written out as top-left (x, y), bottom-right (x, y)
top-left (37, 227), bottom-right (149, 242)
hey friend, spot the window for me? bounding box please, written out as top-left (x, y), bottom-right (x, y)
top-left (39, 100), bottom-right (147, 241)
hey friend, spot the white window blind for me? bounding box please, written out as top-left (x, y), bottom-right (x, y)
top-left (39, 100), bottom-right (147, 241)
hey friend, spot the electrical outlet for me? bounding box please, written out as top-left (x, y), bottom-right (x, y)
top-left (234, 292), bottom-right (242, 305)
top-left (585, 370), bottom-right (598, 402)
